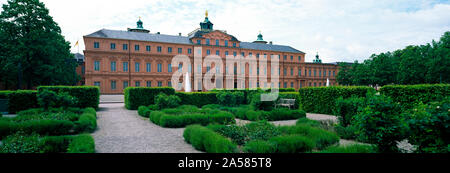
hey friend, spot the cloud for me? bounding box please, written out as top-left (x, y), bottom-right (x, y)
top-left (1, 0), bottom-right (449, 63)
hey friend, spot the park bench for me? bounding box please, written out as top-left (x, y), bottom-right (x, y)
top-left (275, 98), bottom-right (296, 109)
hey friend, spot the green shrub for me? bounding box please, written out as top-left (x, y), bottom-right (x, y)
top-left (38, 86), bottom-right (100, 109)
top-left (296, 118), bottom-right (320, 127)
top-left (176, 92), bottom-right (218, 107)
top-left (380, 84), bottom-right (450, 110)
top-left (334, 124), bottom-right (358, 140)
top-left (216, 91), bottom-right (245, 106)
top-left (234, 108), bottom-right (305, 121)
top-left (407, 99), bottom-right (449, 153)
top-left (155, 93), bottom-right (181, 109)
top-left (319, 144), bottom-right (377, 153)
top-left (211, 121), bottom-right (281, 145)
top-left (334, 96), bottom-right (366, 126)
top-left (0, 131), bottom-right (42, 153)
top-left (353, 95), bottom-right (405, 153)
top-left (184, 125), bottom-right (237, 153)
top-left (269, 135), bottom-right (315, 153)
top-left (67, 134), bottom-right (95, 153)
top-left (6, 90), bottom-right (38, 114)
top-left (41, 136), bottom-right (73, 153)
top-left (124, 87), bottom-right (175, 110)
top-left (138, 106), bottom-right (151, 117)
top-left (243, 140), bottom-right (276, 153)
top-left (201, 104), bottom-right (221, 110)
top-left (18, 120), bottom-right (75, 136)
top-left (37, 90), bottom-right (78, 110)
top-left (299, 86), bottom-right (375, 115)
top-left (278, 124), bottom-right (339, 149)
top-left (157, 111), bottom-right (235, 128)
top-left (75, 113), bottom-right (97, 133)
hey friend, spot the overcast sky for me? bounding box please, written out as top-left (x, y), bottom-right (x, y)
top-left (1, 0), bottom-right (449, 63)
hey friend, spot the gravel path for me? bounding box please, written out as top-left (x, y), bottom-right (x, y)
top-left (92, 103), bottom-right (200, 153)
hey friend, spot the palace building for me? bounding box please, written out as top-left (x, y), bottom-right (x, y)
top-left (83, 11), bottom-right (339, 94)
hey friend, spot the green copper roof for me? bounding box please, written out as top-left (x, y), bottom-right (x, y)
top-left (257, 33), bottom-right (264, 41)
top-left (137, 18), bottom-right (143, 29)
top-left (313, 53), bottom-right (322, 63)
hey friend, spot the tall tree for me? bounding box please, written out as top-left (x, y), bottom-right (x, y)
top-left (0, 0), bottom-right (78, 90)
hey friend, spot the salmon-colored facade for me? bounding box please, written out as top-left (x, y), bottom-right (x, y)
top-left (83, 14), bottom-right (339, 94)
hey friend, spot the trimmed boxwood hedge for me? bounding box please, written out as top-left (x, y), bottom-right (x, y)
top-left (298, 86), bottom-right (375, 115)
top-left (0, 90), bottom-right (38, 114)
top-left (124, 87), bottom-right (175, 110)
top-left (150, 110), bottom-right (235, 128)
top-left (183, 125), bottom-right (237, 153)
top-left (234, 107), bottom-right (306, 121)
top-left (38, 86), bottom-right (100, 109)
top-left (278, 124), bottom-right (340, 150)
top-left (41, 134), bottom-right (95, 153)
top-left (0, 107), bottom-right (97, 139)
top-left (380, 84), bottom-right (450, 109)
top-left (175, 92), bottom-right (218, 107)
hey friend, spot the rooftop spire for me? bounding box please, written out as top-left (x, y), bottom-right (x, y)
top-left (200, 10), bottom-right (213, 32)
top-left (253, 31), bottom-right (267, 44)
top-left (128, 17), bottom-right (150, 33)
top-left (313, 52), bottom-right (322, 63)
top-left (205, 10), bottom-right (208, 18)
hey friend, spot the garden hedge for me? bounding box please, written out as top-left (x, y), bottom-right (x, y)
top-left (124, 87), bottom-right (175, 110)
top-left (38, 86), bottom-right (100, 109)
top-left (150, 110), bottom-right (235, 128)
top-left (380, 84), bottom-right (450, 109)
top-left (41, 134), bottom-right (95, 153)
top-left (298, 86), bottom-right (375, 115)
top-left (234, 107), bottom-right (306, 121)
top-left (0, 90), bottom-right (38, 114)
top-left (0, 107), bottom-right (97, 139)
top-left (183, 125), bottom-right (237, 153)
top-left (175, 92), bottom-right (218, 107)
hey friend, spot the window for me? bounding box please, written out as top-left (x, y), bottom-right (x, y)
top-left (123, 62), bottom-right (128, 72)
top-left (146, 46), bottom-right (151, 52)
top-left (324, 70), bottom-right (326, 77)
top-left (94, 81), bottom-right (100, 87)
top-left (123, 44), bottom-right (128, 50)
top-left (94, 61), bottom-right (100, 71)
top-left (256, 53), bottom-right (260, 58)
top-left (216, 39), bottom-right (219, 46)
top-left (157, 63), bottom-right (162, 72)
top-left (290, 56), bottom-right (293, 61)
top-left (249, 53), bottom-right (253, 57)
top-left (206, 50), bottom-right (211, 55)
top-left (329, 70), bottom-right (331, 76)
top-left (146, 63), bottom-right (151, 72)
top-left (82, 66), bottom-right (85, 74)
top-left (168, 81), bottom-right (172, 87)
top-left (135, 45), bottom-right (139, 51)
top-left (135, 81), bottom-right (140, 87)
top-left (135, 62), bottom-right (140, 72)
top-left (283, 68), bottom-right (287, 76)
top-left (298, 69), bottom-right (301, 76)
top-left (178, 48), bottom-right (182, 54)
top-left (290, 68), bottom-right (293, 76)
top-left (264, 54), bottom-right (267, 58)
top-left (241, 52), bottom-right (245, 56)
top-left (333, 71), bottom-right (335, 76)
top-left (111, 81), bottom-right (116, 90)
top-left (197, 40), bottom-right (201, 45)
top-left (123, 81), bottom-right (128, 89)
top-left (216, 50), bottom-right (220, 56)
top-left (291, 82), bottom-right (294, 88)
top-left (158, 81), bottom-right (163, 87)
top-left (94, 42), bottom-right (99, 48)
top-left (257, 67), bottom-right (259, 75)
top-left (168, 64), bottom-right (172, 72)
top-left (225, 51), bottom-right (228, 56)
top-left (319, 70), bottom-right (322, 77)
top-left (284, 82), bottom-right (287, 88)
top-left (233, 43), bottom-right (236, 47)
top-left (111, 61), bottom-right (116, 72)
top-left (314, 70), bottom-right (316, 77)
top-left (168, 47), bottom-right (172, 53)
top-left (234, 65), bottom-right (237, 75)
top-left (206, 66), bottom-right (210, 72)
top-left (233, 52), bottom-right (237, 56)
top-left (206, 39), bottom-right (210, 45)
top-left (178, 64), bottom-right (182, 72)
top-left (157, 46), bottom-right (162, 52)
top-left (309, 69), bottom-right (312, 77)
top-left (146, 81), bottom-right (151, 87)
top-left (298, 56), bottom-right (301, 61)
top-left (110, 43), bottom-right (116, 50)
top-left (188, 48), bottom-right (192, 54)
top-left (283, 55), bottom-right (287, 60)
top-left (225, 40), bottom-right (228, 47)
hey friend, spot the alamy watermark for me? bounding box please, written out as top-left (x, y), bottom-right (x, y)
top-left (171, 47), bottom-right (279, 101)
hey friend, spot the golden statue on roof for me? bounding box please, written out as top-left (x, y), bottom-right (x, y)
top-left (205, 10), bottom-right (208, 17)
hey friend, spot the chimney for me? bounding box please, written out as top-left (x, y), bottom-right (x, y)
top-left (269, 41), bottom-right (273, 45)
top-left (179, 33), bottom-right (181, 36)
top-left (157, 32), bottom-right (160, 34)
